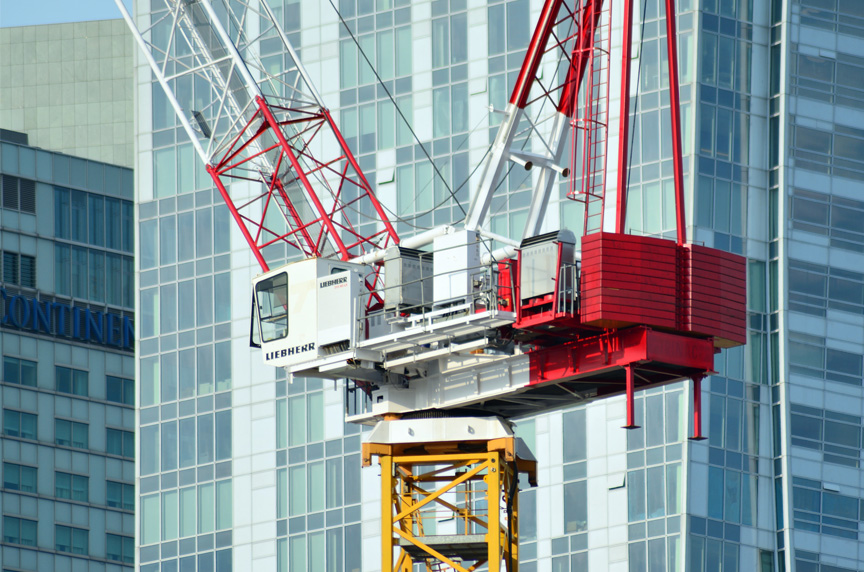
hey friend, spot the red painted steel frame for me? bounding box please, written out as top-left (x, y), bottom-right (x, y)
top-left (557, 0), bottom-right (606, 118)
top-left (527, 326), bottom-right (715, 387)
top-left (255, 98), bottom-right (352, 261)
top-left (615, 0), bottom-right (687, 242)
top-left (624, 365), bottom-right (638, 428)
top-left (510, 0), bottom-right (566, 109)
top-left (663, 0), bottom-right (687, 245)
top-left (614, 0), bottom-right (634, 234)
top-left (206, 96), bottom-right (399, 273)
top-left (509, 0), bottom-right (606, 116)
top-left (524, 327), bottom-right (714, 428)
top-left (322, 108), bottom-right (399, 246)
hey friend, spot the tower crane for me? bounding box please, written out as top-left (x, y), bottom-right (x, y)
top-left (119, 0), bottom-right (746, 569)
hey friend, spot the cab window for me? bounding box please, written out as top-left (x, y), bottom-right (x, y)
top-left (255, 273), bottom-right (289, 342)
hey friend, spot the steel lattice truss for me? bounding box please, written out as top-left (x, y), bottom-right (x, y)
top-left (119, 0), bottom-right (398, 271)
top-left (465, 0), bottom-right (611, 240)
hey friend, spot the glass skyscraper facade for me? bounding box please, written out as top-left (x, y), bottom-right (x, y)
top-left (132, 0), bottom-right (864, 570)
top-left (0, 129), bottom-right (135, 570)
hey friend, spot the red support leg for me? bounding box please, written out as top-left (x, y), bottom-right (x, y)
top-left (623, 364), bottom-right (639, 429)
top-left (690, 375), bottom-right (706, 440)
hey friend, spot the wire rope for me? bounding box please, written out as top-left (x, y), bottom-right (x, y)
top-left (328, 0), bottom-right (466, 221)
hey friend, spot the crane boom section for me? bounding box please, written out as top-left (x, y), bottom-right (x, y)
top-left (117, 0), bottom-right (399, 270)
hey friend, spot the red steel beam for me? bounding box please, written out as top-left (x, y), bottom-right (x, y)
top-left (557, 0), bottom-right (606, 118)
top-left (255, 96), bottom-right (351, 260)
top-left (322, 108), bottom-right (400, 249)
top-left (691, 374), bottom-right (706, 440)
top-left (624, 364), bottom-right (638, 428)
top-left (614, 0), bottom-right (635, 234)
top-left (663, 0), bottom-right (687, 245)
top-left (510, 0), bottom-right (566, 109)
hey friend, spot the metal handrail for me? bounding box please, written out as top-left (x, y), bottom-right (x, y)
top-left (557, 262), bottom-right (579, 316)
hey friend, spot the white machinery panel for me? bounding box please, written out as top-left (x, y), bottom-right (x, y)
top-left (520, 230), bottom-right (577, 300)
top-left (346, 352), bottom-right (533, 425)
top-left (317, 271), bottom-right (360, 352)
top-left (384, 247), bottom-right (433, 311)
top-left (433, 229), bottom-right (481, 304)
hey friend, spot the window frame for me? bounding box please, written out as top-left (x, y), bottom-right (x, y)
top-left (55, 523), bottom-right (89, 555)
top-left (3, 356), bottom-right (36, 387)
top-left (55, 365), bottom-right (89, 397)
top-left (106, 532), bottom-right (134, 564)
top-left (55, 470), bottom-right (89, 503)
top-left (0, 251), bottom-right (36, 289)
top-left (2, 515), bottom-right (37, 546)
top-left (106, 427), bottom-right (134, 458)
top-left (3, 409), bottom-right (37, 440)
top-left (54, 418), bottom-right (90, 450)
top-left (106, 375), bottom-right (134, 406)
top-left (254, 272), bottom-right (289, 343)
top-left (3, 462), bottom-right (37, 493)
top-left (106, 480), bottom-right (135, 511)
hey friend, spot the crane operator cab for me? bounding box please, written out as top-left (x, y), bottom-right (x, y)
top-left (251, 258), bottom-right (368, 371)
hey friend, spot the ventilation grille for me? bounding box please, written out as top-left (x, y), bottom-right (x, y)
top-left (1, 175), bottom-right (18, 210)
top-left (19, 179), bottom-right (35, 213)
top-left (3, 252), bottom-right (19, 285)
top-left (0, 175), bottom-right (36, 213)
top-left (19, 256), bottom-right (35, 288)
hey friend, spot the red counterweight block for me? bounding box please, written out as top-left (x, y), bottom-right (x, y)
top-left (679, 244), bottom-right (747, 348)
top-left (579, 233), bottom-right (746, 348)
top-left (580, 233), bottom-right (679, 330)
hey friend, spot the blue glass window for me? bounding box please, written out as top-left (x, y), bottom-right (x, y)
top-left (106, 375), bottom-right (134, 406)
top-left (3, 516), bottom-right (37, 546)
top-left (55, 188), bottom-right (70, 238)
top-left (107, 480), bottom-right (135, 511)
top-left (55, 419), bottom-right (89, 449)
top-left (55, 366), bottom-right (88, 397)
top-left (107, 533), bottom-right (134, 563)
top-left (3, 409), bottom-right (37, 440)
top-left (3, 462), bottom-right (37, 493)
top-left (107, 428), bottom-right (134, 458)
top-left (55, 471), bottom-right (89, 502)
top-left (55, 524), bottom-right (88, 555)
top-left (4, 357), bottom-right (36, 387)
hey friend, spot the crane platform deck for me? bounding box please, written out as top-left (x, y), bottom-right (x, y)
top-left (398, 535), bottom-right (488, 560)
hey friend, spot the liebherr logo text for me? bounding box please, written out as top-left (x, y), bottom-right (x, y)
top-left (265, 343), bottom-right (315, 361)
top-left (320, 276), bottom-right (348, 288)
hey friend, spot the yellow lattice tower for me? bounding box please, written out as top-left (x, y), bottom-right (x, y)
top-left (363, 417), bottom-right (537, 572)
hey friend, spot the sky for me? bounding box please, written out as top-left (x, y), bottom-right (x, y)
top-left (0, 0), bottom-right (132, 28)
